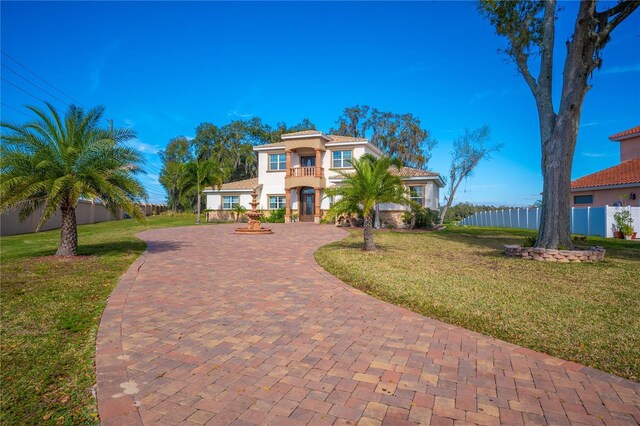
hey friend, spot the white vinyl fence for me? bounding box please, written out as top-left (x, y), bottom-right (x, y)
top-left (1, 200), bottom-right (167, 237)
top-left (459, 206), bottom-right (640, 238)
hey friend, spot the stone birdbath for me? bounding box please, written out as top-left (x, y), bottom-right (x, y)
top-left (234, 192), bottom-right (273, 234)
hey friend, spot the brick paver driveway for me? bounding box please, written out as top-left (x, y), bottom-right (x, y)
top-left (96, 224), bottom-right (639, 426)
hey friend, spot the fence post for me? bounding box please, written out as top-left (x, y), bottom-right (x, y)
top-left (90, 199), bottom-right (95, 224)
top-left (571, 207), bottom-right (574, 234)
top-left (586, 206), bottom-right (590, 236)
top-left (525, 208), bottom-right (528, 229)
top-left (536, 208), bottom-right (540, 228)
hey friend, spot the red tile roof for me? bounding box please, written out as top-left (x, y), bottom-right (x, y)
top-left (327, 135), bottom-right (369, 142)
top-left (609, 125), bottom-right (640, 141)
top-left (281, 130), bottom-right (321, 137)
top-left (571, 158), bottom-right (640, 189)
top-left (389, 166), bottom-right (440, 178)
top-left (205, 178), bottom-right (260, 191)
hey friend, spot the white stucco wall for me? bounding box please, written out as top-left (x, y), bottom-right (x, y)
top-left (257, 150), bottom-right (287, 209)
top-left (205, 192), bottom-right (255, 210)
top-left (250, 141), bottom-right (441, 214)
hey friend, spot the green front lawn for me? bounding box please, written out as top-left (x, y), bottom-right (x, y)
top-left (0, 214), bottom-right (214, 425)
top-left (315, 226), bottom-right (640, 381)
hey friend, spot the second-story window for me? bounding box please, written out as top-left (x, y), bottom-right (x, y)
top-left (269, 153), bottom-right (286, 171)
top-left (332, 150), bottom-right (352, 168)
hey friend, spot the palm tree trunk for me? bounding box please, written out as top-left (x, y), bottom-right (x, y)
top-left (363, 213), bottom-right (376, 251)
top-left (56, 205), bottom-right (78, 256)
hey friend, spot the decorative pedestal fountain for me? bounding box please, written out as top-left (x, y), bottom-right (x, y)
top-left (234, 192), bottom-right (273, 235)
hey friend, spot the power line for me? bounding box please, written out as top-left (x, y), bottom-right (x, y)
top-left (1, 51), bottom-right (112, 128)
top-left (1, 77), bottom-right (50, 104)
top-left (1, 63), bottom-right (71, 109)
top-left (1, 50), bottom-right (82, 105)
top-left (0, 54), bottom-right (137, 152)
top-left (1, 102), bottom-right (33, 119)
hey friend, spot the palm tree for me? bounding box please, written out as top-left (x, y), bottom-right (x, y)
top-left (178, 157), bottom-right (226, 224)
top-left (0, 103), bottom-right (147, 256)
top-left (232, 205), bottom-right (247, 222)
top-left (325, 154), bottom-right (409, 251)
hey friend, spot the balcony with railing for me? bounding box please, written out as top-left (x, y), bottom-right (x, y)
top-left (285, 166), bottom-right (325, 189)
top-left (289, 166), bottom-right (318, 177)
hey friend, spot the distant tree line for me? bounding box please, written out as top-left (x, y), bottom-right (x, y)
top-left (443, 202), bottom-right (511, 224)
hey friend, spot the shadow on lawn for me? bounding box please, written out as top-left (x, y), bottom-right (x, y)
top-left (428, 228), bottom-right (640, 262)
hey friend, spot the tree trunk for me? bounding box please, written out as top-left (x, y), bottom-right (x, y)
top-left (439, 179), bottom-right (463, 224)
top-left (196, 192), bottom-right (201, 224)
top-left (363, 214), bottom-right (376, 251)
top-left (534, 1), bottom-right (596, 249)
top-left (56, 205), bottom-right (78, 256)
top-left (536, 131), bottom-right (574, 248)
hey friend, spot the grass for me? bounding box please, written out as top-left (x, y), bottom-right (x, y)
top-left (315, 226), bottom-right (640, 381)
top-left (0, 214), bottom-right (215, 425)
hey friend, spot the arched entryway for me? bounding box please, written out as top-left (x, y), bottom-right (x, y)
top-left (299, 187), bottom-right (315, 222)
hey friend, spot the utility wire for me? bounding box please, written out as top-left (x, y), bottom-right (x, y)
top-left (1, 54), bottom-right (161, 194)
top-left (1, 102), bottom-right (32, 119)
top-left (1, 51), bottom-right (112, 128)
top-left (2, 63), bottom-right (72, 109)
top-left (1, 50), bottom-right (82, 105)
top-left (1, 77), bottom-right (50, 105)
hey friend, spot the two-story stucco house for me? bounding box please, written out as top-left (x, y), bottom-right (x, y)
top-left (204, 130), bottom-right (443, 226)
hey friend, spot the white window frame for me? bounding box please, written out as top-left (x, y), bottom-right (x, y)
top-left (332, 150), bottom-right (352, 169)
top-left (269, 195), bottom-right (286, 210)
top-left (409, 186), bottom-right (424, 207)
top-left (222, 195), bottom-right (239, 210)
top-left (269, 153), bottom-right (287, 171)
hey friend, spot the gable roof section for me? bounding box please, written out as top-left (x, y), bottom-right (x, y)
top-left (389, 166), bottom-right (440, 178)
top-left (281, 130), bottom-right (321, 137)
top-left (254, 141), bottom-right (285, 149)
top-left (571, 158), bottom-right (640, 190)
top-left (204, 177), bottom-right (260, 191)
top-left (609, 125), bottom-right (640, 141)
top-left (327, 135), bottom-right (369, 142)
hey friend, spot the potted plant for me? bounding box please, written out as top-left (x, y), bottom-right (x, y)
top-left (614, 209), bottom-right (636, 240)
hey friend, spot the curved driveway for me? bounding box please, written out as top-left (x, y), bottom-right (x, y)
top-left (96, 223), bottom-right (639, 426)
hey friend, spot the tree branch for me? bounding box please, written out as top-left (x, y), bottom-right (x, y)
top-left (509, 35), bottom-right (539, 95)
top-left (596, 0), bottom-right (639, 45)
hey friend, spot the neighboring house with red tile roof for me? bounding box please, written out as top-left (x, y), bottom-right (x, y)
top-left (204, 130), bottom-right (443, 225)
top-left (570, 125), bottom-right (640, 207)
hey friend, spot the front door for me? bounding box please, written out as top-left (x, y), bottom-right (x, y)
top-left (300, 187), bottom-right (315, 222)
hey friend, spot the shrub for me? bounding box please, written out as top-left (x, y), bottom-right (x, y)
top-left (614, 209), bottom-right (635, 236)
top-left (522, 236), bottom-right (537, 247)
top-left (403, 207), bottom-right (438, 229)
top-left (262, 208), bottom-right (286, 223)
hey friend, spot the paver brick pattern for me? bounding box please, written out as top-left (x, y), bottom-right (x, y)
top-left (96, 223), bottom-right (640, 425)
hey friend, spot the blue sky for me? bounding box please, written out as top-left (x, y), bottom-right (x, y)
top-left (1, 1), bottom-right (639, 205)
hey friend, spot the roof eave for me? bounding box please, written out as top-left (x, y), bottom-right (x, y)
top-left (609, 132), bottom-right (640, 142)
top-left (281, 133), bottom-right (331, 141)
top-left (570, 182), bottom-right (640, 191)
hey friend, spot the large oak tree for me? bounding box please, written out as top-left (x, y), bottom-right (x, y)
top-left (479, 0), bottom-right (638, 248)
top-left (330, 105), bottom-right (437, 169)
